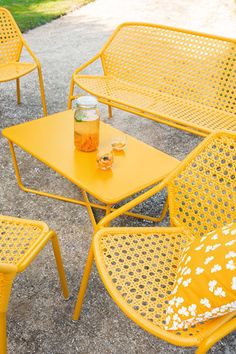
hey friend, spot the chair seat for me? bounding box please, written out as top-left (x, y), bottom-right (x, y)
top-left (0, 215), bottom-right (50, 271)
top-left (75, 75), bottom-right (236, 132)
top-left (0, 62), bottom-right (37, 82)
top-left (94, 226), bottom-right (235, 347)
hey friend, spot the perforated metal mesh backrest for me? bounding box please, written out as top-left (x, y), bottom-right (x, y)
top-left (0, 7), bottom-right (22, 65)
top-left (168, 133), bottom-right (236, 237)
top-left (102, 24), bottom-right (236, 114)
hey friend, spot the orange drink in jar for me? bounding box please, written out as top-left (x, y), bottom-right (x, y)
top-left (74, 96), bottom-right (100, 152)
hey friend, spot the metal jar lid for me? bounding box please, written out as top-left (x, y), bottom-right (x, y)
top-left (75, 96), bottom-right (98, 108)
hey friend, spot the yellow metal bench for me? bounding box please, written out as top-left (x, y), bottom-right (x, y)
top-left (68, 23), bottom-right (236, 136)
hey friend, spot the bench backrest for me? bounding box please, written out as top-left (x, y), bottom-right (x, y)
top-left (102, 23), bottom-right (236, 114)
top-left (167, 131), bottom-right (236, 238)
top-left (0, 7), bottom-right (23, 65)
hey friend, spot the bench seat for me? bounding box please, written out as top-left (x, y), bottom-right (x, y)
top-left (76, 75), bottom-right (236, 134)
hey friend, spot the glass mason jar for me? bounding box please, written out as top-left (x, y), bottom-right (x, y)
top-left (74, 96), bottom-right (100, 152)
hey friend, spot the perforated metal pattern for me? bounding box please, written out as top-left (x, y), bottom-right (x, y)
top-left (96, 228), bottom-right (224, 340)
top-left (77, 76), bottom-right (236, 132)
top-left (75, 23), bottom-right (236, 134)
top-left (0, 8), bottom-right (22, 65)
top-left (102, 24), bottom-right (236, 114)
top-left (168, 134), bottom-right (236, 237)
top-left (0, 216), bottom-right (48, 266)
top-left (99, 230), bottom-right (189, 322)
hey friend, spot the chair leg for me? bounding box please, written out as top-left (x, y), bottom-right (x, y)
top-left (73, 244), bottom-right (94, 321)
top-left (37, 66), bottom-right (47, 116)
top-left (51, 233), bottom-right (69, 300)
top-left (108, 105), bottom-right (112, 118)
top-left (0, 313), bottom-right (7, 354)
top-left (68, 78), bottom-right (75, 109)
top-left (16, 78), bottom-right (21, 104)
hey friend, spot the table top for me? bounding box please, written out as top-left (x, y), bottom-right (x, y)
top-left (2, 110), bottom-right (179, 204)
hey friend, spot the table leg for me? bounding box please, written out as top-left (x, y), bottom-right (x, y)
top-left (7, 140), bottom-right (168, 224)
top-left (104, 204), bottom-right (112, 226)
top-left (7, 140), bottom-right (105, 209)
top-left (82, 190), bottom-right (97, 230)
top-left (8, 140), bottom-right (25, 190)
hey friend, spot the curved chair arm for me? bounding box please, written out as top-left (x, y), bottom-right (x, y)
top-left (196, 315), bottom-right (236, 354)
top-left (97, 131), bottom-right (228, 230)
top-left (73, 53), bottom-right (102, 76)
top-left (97, 180), bottom-right (167, 229)
top-left (73, 24), bottom-right (126, 77)
top-left (22, 39), bottom-right (41, 67)
top-left (73, 23), bottom-right (131, 78)
top-left (68, 53), bottom-right (102, 109)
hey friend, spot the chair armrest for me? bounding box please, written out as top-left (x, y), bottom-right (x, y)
top-left (22, 39), bottom-right (41, 67)
top-left (73, 53), bottom-right (102, 76)
top-left (97, 180), bottom-right (167, 229)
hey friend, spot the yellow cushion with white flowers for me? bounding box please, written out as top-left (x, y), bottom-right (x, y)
top-left (164, 223), bottom-right (236, 330)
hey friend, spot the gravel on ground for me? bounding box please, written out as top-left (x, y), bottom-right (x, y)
top-left (0, 1), bottom-right (236, 353)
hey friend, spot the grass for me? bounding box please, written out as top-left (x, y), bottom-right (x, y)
top-left (0, 0), bottom-right (92, 32)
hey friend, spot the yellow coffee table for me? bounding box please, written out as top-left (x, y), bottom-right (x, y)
top-left (2, 110), bottom-right (179, 229)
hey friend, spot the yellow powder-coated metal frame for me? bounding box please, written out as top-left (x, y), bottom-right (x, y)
top-left (68, 22), bottom-right (236, 136)
top-left (2, 110), bottom-right (178, 231)
top-left (6, 139), bottom-right (169, 231)
top-left (0, 215), bottom-right (69, 354)
top-left (73, 131), bottom-right (236, 353)
top-left (0, 7), bottom-right (47, 116)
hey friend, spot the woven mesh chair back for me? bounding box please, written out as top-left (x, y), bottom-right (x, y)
top-left (0, 7), bottom-right (23, 65)
top-left (168, 132), bottom-right (236, 237)
top-left (102, 24), bottom-right (236, 114)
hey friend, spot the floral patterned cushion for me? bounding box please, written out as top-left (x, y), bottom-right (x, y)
top-left (164, 223), bottom-right (236, 330)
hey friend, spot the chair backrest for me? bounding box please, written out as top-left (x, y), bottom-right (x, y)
top-left (0, 7), bottom-right (23, 65)
top-left (101, 23), bottom-right (236, 114)
top-left (168, 131), bottom-right (236, 237)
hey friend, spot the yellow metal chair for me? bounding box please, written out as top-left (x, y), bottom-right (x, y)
top-left (0, 215), bottom-right (68, 354)
top-left (68, 23), bottom-right (236, 136)
top-left (0, 7), bottom-right (47, 116)
top-left (73, 131), bottom-right (236, 353)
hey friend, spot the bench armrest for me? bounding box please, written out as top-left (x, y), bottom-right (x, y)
top-left (73, 53), bottom-right (102, 76)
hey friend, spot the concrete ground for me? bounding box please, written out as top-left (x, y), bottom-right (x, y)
top-left (1, 0), bottom-right (236, 353)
